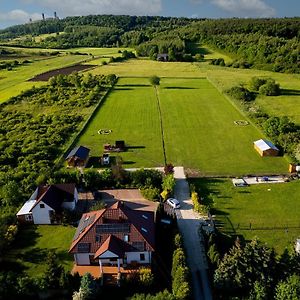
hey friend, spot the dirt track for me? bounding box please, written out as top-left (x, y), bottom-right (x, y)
top-left (28, 64), bottom-right (94, 81)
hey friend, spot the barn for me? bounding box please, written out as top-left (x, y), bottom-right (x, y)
top-left (254, 139), bottom-right (279, 157)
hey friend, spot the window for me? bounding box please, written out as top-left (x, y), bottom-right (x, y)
top-left (77, 243), bottom-right (91, 253)
top-left (39, 203), bottom-right (45, 208)
top-left (25, 214), bottom-right (33, 221)
top-left (140, 253), bottom-right (145, 261)
top-left (95, 235), bottom-right (101, 243)
top-left (124, 235), bottom-right (129, 242)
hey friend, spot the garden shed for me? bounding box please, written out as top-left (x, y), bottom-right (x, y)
top-left (66, 145), bottom-right (90, 167)
top-left (254, 139), bottom-right (279, 157)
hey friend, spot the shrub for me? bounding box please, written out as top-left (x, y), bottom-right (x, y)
top-left (162, 174), bottom-right (176, 194)
top-left (174, 233), bottom-right (183, 249)
top-left (226, 86), bottom-right (255, 102)
top-left (259, 80), bottom-right (281, 96)
top-left (139, 268), bottom-right (154, 287)
top-left (249, 77), bottom-right (267, 91)
top-left (141, 187), bottom-right (160, 201)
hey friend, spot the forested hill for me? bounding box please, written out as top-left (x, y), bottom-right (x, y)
top-left (0, 15), bottom-right (299, 73)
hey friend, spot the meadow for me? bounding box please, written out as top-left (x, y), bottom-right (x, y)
top-left (77, 76), bottom-right (287, 175)
top-left (190, 178), bottom-right (300, 253)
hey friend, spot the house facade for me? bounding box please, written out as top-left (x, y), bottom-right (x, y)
top-left (69, 201), bottom-right (155, 275)
top-left (17, 183), bottom-right (78, 224)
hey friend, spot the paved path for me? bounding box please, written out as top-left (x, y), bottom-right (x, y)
top-left (174, 167), bottom-right (212, 300)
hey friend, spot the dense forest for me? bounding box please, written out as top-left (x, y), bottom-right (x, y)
top-left (0, 15), bottom-right (299, 73)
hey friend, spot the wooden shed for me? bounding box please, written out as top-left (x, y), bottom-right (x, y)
top-left (254, 139), bottom-right (279, 157)
top-left (66, 145), bottom-right (90, 167)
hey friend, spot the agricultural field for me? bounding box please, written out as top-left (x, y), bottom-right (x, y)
top-left (0, 53), bottom-right (89, 103)
top-left (77, 76), bottom-right (287, 175)
top-left (190, 178), bottom-right (300, 253)
top-left (77, 77), bottom-right (165, 167)
top-left (3, 225), bottom-right (76, 276)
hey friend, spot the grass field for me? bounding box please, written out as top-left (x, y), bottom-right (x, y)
top-left (0, 54), bottom-right (89, 103)
top-left (190, 178), bottom-right (300, 253)
top-left (158, 77), bottom-right (287, 175)
top-left (3, 225), bottom-right (76, 276)
top-left (77, 77), bottom-right (165, 167)
top-left (77, 76), bottom-right (287, 175)
top-left (92, 59), bottom-right (300, 125)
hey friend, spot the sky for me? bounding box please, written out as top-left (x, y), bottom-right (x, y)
top-left (0, 0), bottom-right (299, 29)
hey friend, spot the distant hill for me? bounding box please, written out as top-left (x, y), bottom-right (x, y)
top-left (0, 15), bottom-right (299, 73)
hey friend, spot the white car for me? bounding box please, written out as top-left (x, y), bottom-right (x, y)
top-left (166, 198), bottom-right (181, 209)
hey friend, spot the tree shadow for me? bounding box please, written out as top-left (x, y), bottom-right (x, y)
top-left (126, 145), bottom-right (145, 150)
top-left (114, 87), bottom-right (133, 91)
top-left (122, 160), bottom-right (136, 165)
top-left (163, 87), bottom-right (198, 90)
top-left (280, 89), bottom-right (300, 96)
top-left (117, 84), bottom-right (151, 87)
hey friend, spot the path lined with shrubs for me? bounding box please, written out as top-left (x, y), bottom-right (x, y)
top-left (173, 167), bottom-right (212, 300)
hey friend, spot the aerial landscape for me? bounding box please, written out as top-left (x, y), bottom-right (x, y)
top-left (0, 1), bottom-right (299, 299)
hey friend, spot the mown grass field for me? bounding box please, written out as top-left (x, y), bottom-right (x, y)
top-left (3, 225), bottom-right (76, 276)
top-left (77, 76), bottom-right (287, 175)
top-left (92, 58), bottom-right (300, 125)
top-left (77, 77), bottom-right (165, 167)
top-left (190, 178), bottom-right (300, 253)
top-left (158, 77), bottom-right (287, 175)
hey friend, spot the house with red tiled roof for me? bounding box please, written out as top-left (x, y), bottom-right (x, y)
top-left (16, 183), bottom-right (78, 224)
top-left (69, 201), bottom-right (155, 277)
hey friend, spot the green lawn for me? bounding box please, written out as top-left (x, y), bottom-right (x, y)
top-left (77, 77), bottom-right (165, 167)
top-left (3, 225), bottom-right (76, 277)
top-left (92, 59), bottom-right (300, 126)
top-left (158, 77), bottom-right (287, 175)
top-left (77, 76), bottom-right (287, 175)
top-left (190, 178), bottom-right (300, 253)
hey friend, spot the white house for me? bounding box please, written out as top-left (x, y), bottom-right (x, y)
top-left (17, 183), bottom-right (78, 224)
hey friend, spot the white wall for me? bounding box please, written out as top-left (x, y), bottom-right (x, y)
top-left (99, 250), bottom-right (119, 259)
top-left (62, 187), bottom-right (78, 211)
top-left (29, 187), bottom-right (39, 201)
top-left (75, 253), bottom-right (91, 265)
top-left (126, 251), bottom-right (151, 264)
top-left (32, 201), bottom-right (52, 224)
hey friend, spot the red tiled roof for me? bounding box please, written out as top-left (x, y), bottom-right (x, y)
top-left (94, 235), bottom-right (126, 258)
top-left (69, 209), bottom-right (105, 252)
top-left (70, 201), bottom-right (155, 254)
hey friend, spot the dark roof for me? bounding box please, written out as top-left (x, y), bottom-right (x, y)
top-left (66, 146), bottom-right (90, 160)
top-left (94, 235), bottom-right (128, 258)
top-left (31, 183), bottom-right (76, 211)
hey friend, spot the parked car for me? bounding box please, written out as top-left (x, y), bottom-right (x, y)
top-left (166, 198), bottom-right (181, 209)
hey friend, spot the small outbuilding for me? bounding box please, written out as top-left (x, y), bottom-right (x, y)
top-left (296, 239), bottom-right (300, 254)
top-left (66, 145), bottom-right (90, 167)
top-left (254, 139), bottom-right (279, 157)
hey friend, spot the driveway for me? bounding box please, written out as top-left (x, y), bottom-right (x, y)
top-left (174, 167), bottom-right (212, 300)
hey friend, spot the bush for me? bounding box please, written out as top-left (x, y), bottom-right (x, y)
top-left (141, 187), bottom-right (160, 201)
top-left (249, 77), bottom-right (267, 91)
top-left (259, 80), bottom-right (281, 96)
top-left (162, 174), bottom-right (176, 194)
top-left (139, 268), bottom-right (154, 287)
top-left (226, 86), bottom-right (255, 102)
